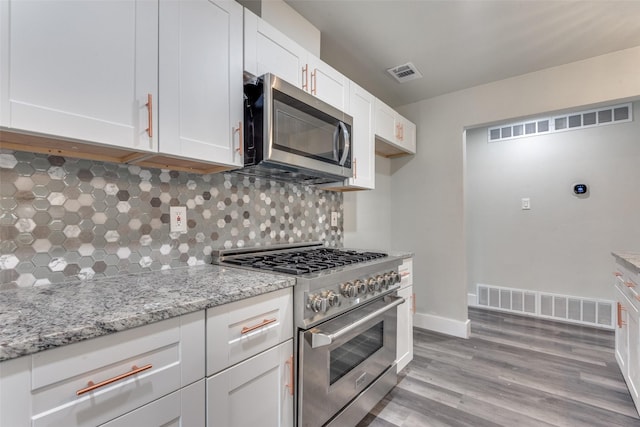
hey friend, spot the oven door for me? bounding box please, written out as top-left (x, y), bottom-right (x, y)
top-left (298, 294), bottom-right (403, 427)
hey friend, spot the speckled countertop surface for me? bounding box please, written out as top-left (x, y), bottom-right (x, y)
top-left (0, 265), bottom-right (295, 362)
top-left (612, 251), bottom-right (640, 275)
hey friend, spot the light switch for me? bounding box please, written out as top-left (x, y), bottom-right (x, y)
top-left (331, 211), bottom-right (338, 227)
top-left (521, 198), bottom-right (531, 210)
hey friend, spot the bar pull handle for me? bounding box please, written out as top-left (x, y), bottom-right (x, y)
top-left (76, 364), bottom-right (152, 396)
top-left (241, 318), bottom-right (277, 335)
top-left (311, 69), bottom-right (317, 95)
top-left (302, 65), bottom-right (309, 91)
top-left (400, 271), bottom-right (410, 278)
top-left (285, 355), bottom-right (294, 396)
top-left (412, 293), bottom-right (416, 314)
top-left (353, 158), bottom-right (357, 179)
top-left (614, 272), bottom-right (623, 277)
top-left (625, 281), bottom-right (636, 288)
top-left (146, 94), bottom-right (153, 138)
top-left (234, 121), bottom-right (243, 153)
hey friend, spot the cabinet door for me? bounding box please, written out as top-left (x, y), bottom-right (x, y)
top-left (207, 339), bottom-right (293, 427)
top-left (616, 288), bottom-right (629, 372)
top-left (1, 0), bottom-right (157, 151)
top-left (307, 55), bottom-right (348, 111)
top-left (627, 302), bottom-right (640, 403)
top-left (244, 9), bottom-right (306, 87)
top-left (398, 115), bottom-right (417, 154)
top-left (397, 285), bottom-right (414, 373)
top-left (100, 380), bottom-right (205, 427)
top-left (374, 99), bottom-right (398, 146)
top-left (346, 82), bottom-right (375, 189)
top-left (159, 0), bottom-right (243, 167)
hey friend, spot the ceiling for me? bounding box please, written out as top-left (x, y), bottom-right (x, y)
top-left (284, 0), bottom-right (640, 107)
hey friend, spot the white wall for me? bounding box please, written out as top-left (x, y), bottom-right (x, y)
top-left (343, 157), bottom-right (392, 251)
top-left (391, 46), bottom-right (640, 335)
top-left (466, 103), bottom-right (640, 300)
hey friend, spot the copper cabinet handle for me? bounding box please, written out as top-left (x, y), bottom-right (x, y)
top-left (76, 364), bottom-right (152, 396)
top-left (285, 355), bottom-right (294, 396)
top-left (412, 293), bottom-right (416, 314)
top-left (614, 272), bottom-right (623, 277)
top-left (311, 69), bottom-right (317, 95)
top-left (146, 94), bottom-right (153, 138)
top-left (241, 318), bottom-right (277, 334)
top-left (636, 295), bottom-right (640, 303)
top-left (234, 121), bottom-right (243, 153)
top-left (353, 158), bottom-right (357, 179)
top-left (400, 271), bottom-right (410, 278)
top-left (625, 281), bottom-right (636, 288)
top-left (618, 302), bottom-right (622, 328)
top-left (399, 123), bottom-right (404, 141)
top-left (302, 64), bottom-right (309, 91)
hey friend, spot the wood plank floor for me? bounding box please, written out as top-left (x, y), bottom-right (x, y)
top-left (357, 307), bottom-right (640, 427)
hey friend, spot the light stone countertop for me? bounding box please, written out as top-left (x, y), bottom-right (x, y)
top-left (0, 265), bottom-right (295, 362)
top-left (612, 251), bottom-right (640, 275)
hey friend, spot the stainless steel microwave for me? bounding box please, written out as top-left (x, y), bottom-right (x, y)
top-left (242, 73), bottom-right (353, 184)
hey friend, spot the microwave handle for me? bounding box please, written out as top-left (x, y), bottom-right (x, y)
top-left (337, 121), bottom-right (350, 166)
top-left (307, 295), bottom-right (404, 349)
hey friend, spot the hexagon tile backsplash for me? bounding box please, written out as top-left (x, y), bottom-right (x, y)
top-left (0, 150), bottom-right (343, 288)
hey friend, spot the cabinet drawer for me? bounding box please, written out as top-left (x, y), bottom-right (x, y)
top-left (30, 311), bottom-right (204, 427)
top-left (207, 288), bottom-right (293, 376)
top-left (399, 258), bottom-right (413, 288)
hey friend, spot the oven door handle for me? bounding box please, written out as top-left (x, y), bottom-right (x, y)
top-left (308, 296), bottom-right (405, 349)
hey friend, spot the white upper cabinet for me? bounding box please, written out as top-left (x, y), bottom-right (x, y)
top-left (159, 0), bottom-right (243, 168)
top-left (244, 9), bottom-right (307, 88)
top-left (374, 98), bottom-right (416, 157)
top-left (0, 0), bottom-right (158, 152)
top-left (244, 9), bottom-right (347, 111)
top-left (345, 81), bottom-right (375, 189)
top-left (306, 55), bottom-right (348, 111)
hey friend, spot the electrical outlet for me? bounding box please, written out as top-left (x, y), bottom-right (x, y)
top-left (331, 211), bottom-right (338, 227)
top-left (170, 206), bottom-right (187, 233)
top-left (521, 198), bottom-right (531, 210)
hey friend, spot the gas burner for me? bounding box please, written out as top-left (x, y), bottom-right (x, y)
top-left (222, 247), bottom-right (388, 275)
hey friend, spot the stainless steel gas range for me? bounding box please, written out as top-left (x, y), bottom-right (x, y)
top-left (213, 242), bottom-right (405, 427)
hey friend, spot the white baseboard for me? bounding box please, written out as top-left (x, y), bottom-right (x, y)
top-left (414, 312), bottom-right (471, 339)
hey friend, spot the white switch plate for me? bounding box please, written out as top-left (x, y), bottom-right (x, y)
top-left (331, 211), bottom-right (338, 227)
top-left (521, 198), bottom-right (531, 210)
top-left (170, 206), bottom-right (187, 233)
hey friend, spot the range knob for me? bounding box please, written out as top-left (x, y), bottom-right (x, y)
top-left (308, 294), bottom-right (327, 313)
top-left (366, 277), bottom-right (377, 293)
top-left (392, 271), bottom-right (401, 284)
top-left (373, 275), bottom-right (383, 292)
top-left (327, 291), bottom-right (340, 307)
top-left (355, 279), bottom-right (366, 295)
top-left (382, 273), bottom-right (393, 289)
top-left (340, 282), bottom-right (357, 298)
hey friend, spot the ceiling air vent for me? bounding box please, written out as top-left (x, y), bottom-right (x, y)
top-left (387, 62), bottom-right (422, 83)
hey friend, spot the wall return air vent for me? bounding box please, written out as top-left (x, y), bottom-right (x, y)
top-left (387, 62), bottom-right (423, 83)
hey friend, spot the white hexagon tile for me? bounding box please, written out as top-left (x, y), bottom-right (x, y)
top-left (0, 150), bottom-right (343, 288)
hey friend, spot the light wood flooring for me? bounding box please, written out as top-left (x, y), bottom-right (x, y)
top-left (357, 307), bottom-right (640, 427)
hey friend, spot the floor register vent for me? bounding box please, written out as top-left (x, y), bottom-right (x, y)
top-left (475, 284), bottom-right (614, 329)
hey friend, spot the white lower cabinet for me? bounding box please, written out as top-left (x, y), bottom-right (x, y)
top-left (0, 311), bottom-right (205, 427)
top-left (206, 340), bottom-right (293, 427)
top-left (396, 258), bottom-right (414, 373)
top-left (205, 288), bottom-right (294, 427)
top-left (614, 262), bottom-right (640, 415)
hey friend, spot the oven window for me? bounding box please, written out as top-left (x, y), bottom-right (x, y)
top-left (329, 321), bottom-right (384, 385)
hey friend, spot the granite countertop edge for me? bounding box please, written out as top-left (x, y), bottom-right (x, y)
top-left (0, 265), bottom-right (295, 362)
top-left (613, 251), bottom-right (640, 275)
